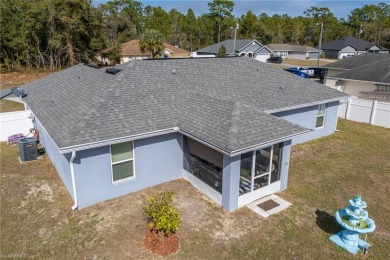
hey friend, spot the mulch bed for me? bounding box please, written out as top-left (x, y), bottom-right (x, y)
top-left (143, 230), bottom-right (180, 256)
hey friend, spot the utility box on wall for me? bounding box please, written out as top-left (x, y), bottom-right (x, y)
top-left (19, 138), bottom-right (38, 162)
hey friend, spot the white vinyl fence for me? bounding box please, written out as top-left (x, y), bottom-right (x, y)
top-left (338, 98), bottom-right (390, 128)
top-left (0, 110), bottom-right (33, 141)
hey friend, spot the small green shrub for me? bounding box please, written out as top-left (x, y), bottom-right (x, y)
top-left (217, 44), bottom-right (226, 57)
top-left (142, 191), bottom-right (180, 240)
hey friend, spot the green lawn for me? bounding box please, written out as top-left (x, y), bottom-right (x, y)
top-left (0, 99), bottom-right (24, 113)
top-left (1, 119), bottom-right (389, 259)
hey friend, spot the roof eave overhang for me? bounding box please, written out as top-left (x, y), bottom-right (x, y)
top-left (59, 125), bottom-right (311, 157)
top-left (325, 77), bottom-right (390, 86)
top-left (59, 127), bottom-right (179, 154)
top-left (264, 97), bottom-right (348, 114)
top-left (228, 129), bottom-right (311, 157)
top-left (179, 128), bottom-right (312, 157)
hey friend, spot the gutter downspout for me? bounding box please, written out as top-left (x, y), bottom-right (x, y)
top-left (70, 151), bottom-right (78, 210)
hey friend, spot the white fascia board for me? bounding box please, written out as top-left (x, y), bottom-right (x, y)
top-left (325, 77), bottom-right (390, 86)
top-left (229, 129), bottom-right (311, 157)
top-left (264, 97), bottom-right (348, 114)
top-left (59, 128), bottom-right (178, 154)
top-left (59, 125), bottom-right (311, 158)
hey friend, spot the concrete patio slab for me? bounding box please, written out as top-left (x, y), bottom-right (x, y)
top-left (247, 194), bottom-right (292, 218)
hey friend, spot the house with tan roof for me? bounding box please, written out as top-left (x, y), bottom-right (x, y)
top-left (266, 44), bottom-right (319, 60)
top-left (98, 39), bottom-right (190, 64)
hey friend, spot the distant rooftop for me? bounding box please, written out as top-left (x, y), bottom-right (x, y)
top-left (101, 39), bottom-right (189, 56)
top-left (320, 36), bottom-right (389, 51)
top-left (322, 53), bottom-right (390, 70)
top-left (328, 56), bottom-right (390, 85)
top-left (196, 39), bottom-right (263, 54)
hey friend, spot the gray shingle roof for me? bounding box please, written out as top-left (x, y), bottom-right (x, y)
top-left (322, 53), bottom-right (390, 70)
top-left (329, 57), bottom-right (390, 84)
top-left (196, 39), bottom-right (258, 54)
top-left (320, 36), bottom-right (388, 51)
top-left (23, 57), bottom-right (346, 154)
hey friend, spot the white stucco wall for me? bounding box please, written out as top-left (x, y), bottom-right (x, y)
top-left (341, 80), bottom-right (377, 97)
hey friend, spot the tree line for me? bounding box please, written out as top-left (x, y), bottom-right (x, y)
top-left (1, 0), bottom-right (389, 70)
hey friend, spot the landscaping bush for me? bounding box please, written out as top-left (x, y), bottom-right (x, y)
top-left (217, 44), bottom-right (226, 57)
top-left (142, 191), bottom-right (180, 240)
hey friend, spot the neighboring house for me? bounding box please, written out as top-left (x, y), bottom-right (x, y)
top-left (320, 36), bottom-right (389, 59)
top-left (193, 39), bottom-right (273, 62)
top-left (98, 39), bottom-right (190, 64)
top-left (266, 44), bottom-right (319, 60)
top-left (20, 57), bottom-right (346, 212)
top-left (324, 55), bottom-right (390, 101)
top-left (323, 53), bottom-right (390, 86)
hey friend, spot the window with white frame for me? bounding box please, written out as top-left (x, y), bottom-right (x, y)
top-left (111, 141), bottom-right (134, 182)
top-left (316, 104), bottom-right (326, 128)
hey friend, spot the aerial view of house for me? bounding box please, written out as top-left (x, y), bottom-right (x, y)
top-left (2, 0), bottom-right (390, 258)
top-left (323, 53), bottom-right (390, 100)
top-left (320, 36), bottom-right (389, 59)
top-left (266, 44), bottom-right (319, 60)
top-left (98, 39), bottom-right (190, 64)
top-left (193, 39), bottom-right (273, 62)
top-left (19, 57), bottom-right (346, 211)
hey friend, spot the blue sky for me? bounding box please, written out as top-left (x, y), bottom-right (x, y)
top-left (92, 0), bottom-right (384, 19)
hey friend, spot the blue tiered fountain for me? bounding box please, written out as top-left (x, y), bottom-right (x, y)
top-left (329, 195), bottom-right (376, 254)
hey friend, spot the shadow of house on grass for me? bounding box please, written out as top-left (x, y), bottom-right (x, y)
top-left (315, 209), bottom-right (342, 234)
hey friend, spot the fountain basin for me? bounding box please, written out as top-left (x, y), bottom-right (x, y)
top-left (335, 209), bottom-right (376, 233)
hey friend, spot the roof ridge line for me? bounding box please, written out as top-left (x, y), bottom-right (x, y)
top-left (63, 61), bottom-right (136, 140)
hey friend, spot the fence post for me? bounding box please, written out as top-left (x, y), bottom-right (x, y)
top-left (345, 98), bottom-right (351, 119)
top-left (369, 99), bottom-right (377, 125)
